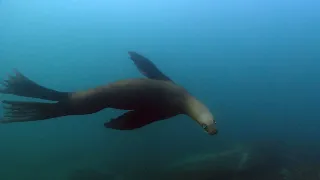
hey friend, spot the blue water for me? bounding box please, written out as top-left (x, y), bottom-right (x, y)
top-left (0, 0), bottom-right (319, 179)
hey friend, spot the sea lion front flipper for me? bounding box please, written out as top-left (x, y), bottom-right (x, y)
top-left (128, 51), bottom-right (174, 82)
top-left (104, 110), bottom-right (174, 130)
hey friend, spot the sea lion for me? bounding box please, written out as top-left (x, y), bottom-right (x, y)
top-left (0, 53), bottom-right (218, 135)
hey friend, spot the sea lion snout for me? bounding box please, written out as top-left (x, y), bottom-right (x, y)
top-left (207, 127), bottom-right (218, 135)
top-left (203, 124), bottom-right (218, 135)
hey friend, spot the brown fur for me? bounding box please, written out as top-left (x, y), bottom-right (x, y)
top-left (57, 78), bottom-right (190, 118)
top-left (0, 69), bottom-right (217, 134)
top-left (0, 78), bottom-right (188, 126)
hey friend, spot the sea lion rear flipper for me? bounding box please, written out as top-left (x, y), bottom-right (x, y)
top-left (104, 110), bottom-right (171, 130)
top-left (0, 69), bottom-right (69, 101)
top-left (0, 100), bottom-right (67, 123)
top-left (128, 51), bottom-right (174, 82)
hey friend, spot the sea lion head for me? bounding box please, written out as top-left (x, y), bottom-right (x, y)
top-left (185, 96), bottom-right (218, 135)
top-left (196, 110), bottom-right (218, 135)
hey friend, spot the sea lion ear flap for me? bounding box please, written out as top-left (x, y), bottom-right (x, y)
top-left (128, 51), bottom-right (174, 83)
top-left (104, 110), bottom-right (163, 130)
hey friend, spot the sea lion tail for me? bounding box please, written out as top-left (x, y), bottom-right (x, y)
top-left (0, 69), bottom-right (69, 101)
top-left (0, 100), bottom-right (66, 123)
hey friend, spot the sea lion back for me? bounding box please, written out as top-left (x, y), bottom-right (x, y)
top-left (69, 78), bottom-right (189, 111)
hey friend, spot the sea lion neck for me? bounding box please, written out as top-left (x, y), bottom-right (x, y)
top-left (183, 95), bottom-right (213, 126)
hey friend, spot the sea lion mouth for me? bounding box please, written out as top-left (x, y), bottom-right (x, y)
top-left (207, 129), bottom-right (218, 135)
top-left (201, 124), bottom-right (218, 135)
top-left (205, 126), bottom-right (218, 135)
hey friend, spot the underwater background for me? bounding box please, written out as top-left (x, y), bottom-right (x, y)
top-left (0, 0), bottom-right (320, 179)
